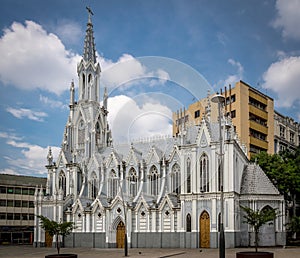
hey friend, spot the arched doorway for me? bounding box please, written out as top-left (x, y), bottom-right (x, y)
top-left (116, 221), bottom-right (125, 248)
top-left (259, 206), bottom-right (275, 246)
top-left (45, 231), bottom-right (53, 247)
top-left (199, 211), bottom-right (210, 248)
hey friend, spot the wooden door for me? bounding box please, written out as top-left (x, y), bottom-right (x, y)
top-left (199, 211), bottom-right (210, 248)
top-left (116, 221), bottom-right (125, 248)
top-left (45, 231), bottom-right (53, 247)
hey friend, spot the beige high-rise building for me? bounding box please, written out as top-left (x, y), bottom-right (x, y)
top-left (173, 80), bottom-right (275, 158)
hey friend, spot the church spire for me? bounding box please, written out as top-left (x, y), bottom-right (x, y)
top-left (83, 6), bottom-right (96, 64)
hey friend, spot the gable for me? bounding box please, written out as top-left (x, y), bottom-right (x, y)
top-left (196, 120), bottom-right (211, 147)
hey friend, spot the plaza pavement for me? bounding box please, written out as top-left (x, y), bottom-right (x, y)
top-left (0, 246), bottom-right (300, 258)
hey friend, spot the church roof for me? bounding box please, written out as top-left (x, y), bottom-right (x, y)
top-left (240, 164), bottom-right (280, 195)
top-left (104, 136), bottom-right (176, 164)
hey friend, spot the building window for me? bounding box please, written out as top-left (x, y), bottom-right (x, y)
top-left (15, 200), bottom-right (21, 207)
top-left (7, 187), bottom-right (14, 194)
top-left (149, 166), bottom-right (159, 196)
top-left (0, 186), bottom-right (6, 194)
top-left (128, 168), bottom-right (138, 197)
top-left (226, 94), bottom-right (236, 104)
top-left (230, 110), bottom-right (236, 118)
top-left (250, 128), bottom-right (266, 141)
top-left (108, 170), bottom-right (118, 199)
top-left (15, 188), bottom-right (21, 195)
top-left (279, 125), bottom-right (285, 138)
top-left (78, 119), bottom-right (85, 146)
top-left (250, 113), bottom-right (267, 126)
top-left (290, 132), bottom-right (295, 143)
top-left (194, 110), bottom-right (200, 118)
top-left (249, 97), bottom-right (266, 111)
top-left (186, 158), bottom-right (191, 193)
top-left (59, 171), bottom-right (66, 196)
top-left (200, 154), bottom-right (209, 192)
top-left (90, 172), bottom-right (98, 199)
top-left (186, 213), bottom-right (191, 232)
top-left (95, 122), bottom-right (101, 146)
top-left (170, 163), bottom-right (180, 194)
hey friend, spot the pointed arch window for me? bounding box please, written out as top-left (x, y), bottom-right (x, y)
top-left (78, 119), bottom-right (85, 147)
top-left (108, 169), bottom-right (118, 198)
top-left (186, 213), bottom-right (192, 232)
top-left (200, 154), bottom-right (209, 192)
top-left (58, 171), bottom-right (66, 197)
top-left (128, 168), bottom-right (138, 197)
top-left (171, 163), bottom-right (180, 194)
top-left (82, 74), bottom-right (86, 99)
top-left (186, 158), bottom-right (191, 193)
top-left (149, 165), bottom-right (159, 196)
top-left (90, 172), bottom-right (98, 199)
top-left (88, 74), bottom-right (93, 83)
top-left (95, 121), bottom-right (101, 147)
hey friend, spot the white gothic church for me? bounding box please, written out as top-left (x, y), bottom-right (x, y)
top-left (34, 11), bottom-right (285, 249)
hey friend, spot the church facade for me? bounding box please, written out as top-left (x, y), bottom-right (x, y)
top-left (34, 11), bottom-right (285, 249)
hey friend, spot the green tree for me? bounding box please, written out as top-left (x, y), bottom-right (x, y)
top-left (241, 205), bottom-right (277, 252)
top-left (252, 148), bottom-right (300, 216)
top-left (38, 215), bottom-right (75, 255)
top-left (286, 216), bottom-right (300, 240)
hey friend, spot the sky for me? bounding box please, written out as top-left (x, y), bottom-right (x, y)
top-left (0, 0), bottom-right (300, 177)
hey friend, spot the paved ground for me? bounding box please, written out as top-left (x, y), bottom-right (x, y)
top-left (0, 246), bottom-right (299, 258)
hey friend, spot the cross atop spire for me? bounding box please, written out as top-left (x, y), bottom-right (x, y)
top-left (83, 6), bottom-right (96, 63)
top-left (86, 6), bottom-right (94, 24)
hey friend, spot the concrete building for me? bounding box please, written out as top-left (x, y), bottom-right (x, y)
top-left (274, 110), bottom-right (300, 154)
top-left (34, 10), bottom-right (285, 249)
top-left (0, 174), bottom-right (46, 245)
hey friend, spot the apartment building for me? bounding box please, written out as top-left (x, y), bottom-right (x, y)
top-left (173, 80), bottom-right (276, 158)
top-left (0, 174), bottom-right (46, 245)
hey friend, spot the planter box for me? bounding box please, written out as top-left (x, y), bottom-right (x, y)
top-left (236, 252), bottom-right (273, 258)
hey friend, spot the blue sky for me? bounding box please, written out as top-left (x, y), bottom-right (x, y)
top-left (0, 0), bottom-right (300, 177)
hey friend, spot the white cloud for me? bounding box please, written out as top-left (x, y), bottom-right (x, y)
top-left (100, 54), bottom-right (170, 90)
top-left (262, 56), bottom-right (300, 107)
top-left (0, 20), bottom-right (81, 95)
top-left (273, 0), bottom-right (300, 40)
top-left (6, 107), bottom-right (47, 122)
top-left (107, 95), bottom-right (173, 143)
top-left (0, 131), bottom-right (60, 176)
top-left (215, 59), bottom-right (244, 88)
top-left (0, 131), bottom-right (23, 141)
top-left (39, 95), bottom-right (67, 109)
top-left (0, 168), bottom-right (20, 175)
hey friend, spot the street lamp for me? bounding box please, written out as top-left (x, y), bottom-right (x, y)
top-left (118, 178), bottom-right (136, 257)
top-left (117, 178), bottom-right (128, 257)
top-left (211, 94), bottom-right (225, 258)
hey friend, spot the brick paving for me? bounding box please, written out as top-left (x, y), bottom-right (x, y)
top-left (0, 246), bottom-right (299, 258)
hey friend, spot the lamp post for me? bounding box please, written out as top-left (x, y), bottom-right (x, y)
top-left (211, 94), bottom-right (225, 258)
top-left (118, 178), bottom-right (128, 257)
